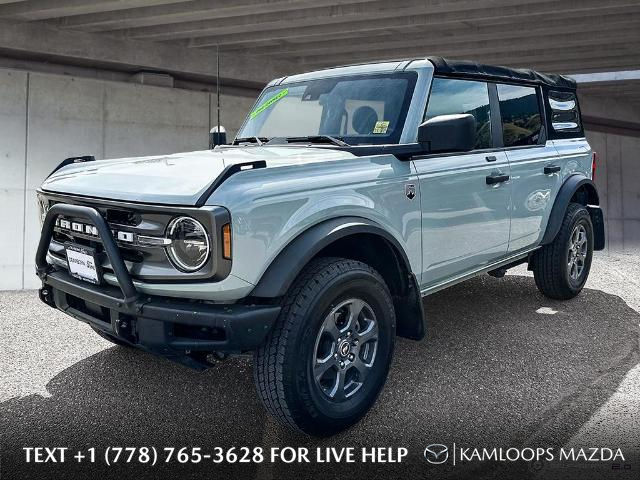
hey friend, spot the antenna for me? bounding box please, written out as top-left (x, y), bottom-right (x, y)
top-left (216, 43), bottom-right (220, 135)
top-left (209, 44), bottom-right (226, 148)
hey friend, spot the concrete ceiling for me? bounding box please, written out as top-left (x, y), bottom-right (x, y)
top-left (0, 0), bottom-right (639, 87)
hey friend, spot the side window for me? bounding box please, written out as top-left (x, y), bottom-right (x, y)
top-left (548, 91), bottom-right (581, 133)
top-left (425, 78), bottom-right (492, 149)
top-left (497, 84), bottom-right (542, 147)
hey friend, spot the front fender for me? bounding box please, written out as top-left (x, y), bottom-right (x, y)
top-left (251, 216), bottom-right (409, 298)
top-left (250, 216), bottom-right (426, 340)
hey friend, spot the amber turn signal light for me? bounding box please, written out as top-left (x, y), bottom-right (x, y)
top-left (222, 223), bottom-right (232, 259)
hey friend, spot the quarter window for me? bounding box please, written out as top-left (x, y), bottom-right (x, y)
top-left (425, 78), bottom-right (492, 149)
top-left (548, 91), bottom-right (581, 132)
top-left (497, 84), bottom-right (542, 147)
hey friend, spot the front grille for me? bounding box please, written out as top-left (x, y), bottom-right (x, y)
top-left (45, 198), bottom-right (172, 280)
top-left (51, 201), bottom-right (141, 226)
top-left (51, 216), bottom-right (148, 257)
top-left (105, 208), bottom-right (141, 226)
top-left (39, 191), bottom-right (225, 282)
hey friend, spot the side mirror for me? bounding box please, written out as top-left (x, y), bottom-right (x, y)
top-left (209, 126), bottom-right (227, 148)
top-left (418, 114), bottom-right (476, 153)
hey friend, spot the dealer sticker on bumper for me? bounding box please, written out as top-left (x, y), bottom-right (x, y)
top-left (66, 244), bottom-right (100, 284)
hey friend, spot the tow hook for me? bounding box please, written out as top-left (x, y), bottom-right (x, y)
top-left (38, 287), bottom-right (55, 307)
top-left (115, 316), bottom-right (137, 343)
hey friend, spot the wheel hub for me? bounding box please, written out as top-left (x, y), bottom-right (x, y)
top-left (312, 298), bottom-right (379, 401)
top-left (338, 340), bottom-right (351, 357)
top-left (567, 223), bottom-right (588, 281)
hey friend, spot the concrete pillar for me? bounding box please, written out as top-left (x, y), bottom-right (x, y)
top-left (586, 129), bottom-right (640, 255)
top-left (0, 70), bottom-right (27, 289)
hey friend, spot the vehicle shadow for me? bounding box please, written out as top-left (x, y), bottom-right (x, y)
top-left (1, 275), bottom-right (638, 480)
top-left (0, 347), bottom-right (266, 478)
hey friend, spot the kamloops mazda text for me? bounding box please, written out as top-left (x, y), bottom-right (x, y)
top-left (35, 57), bottom-right (604, 436)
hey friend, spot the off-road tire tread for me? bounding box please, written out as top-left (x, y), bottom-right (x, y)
top-left (532, 202), bottom-right (591, 300)
top-left (253, 256), bottom-right (391, 433)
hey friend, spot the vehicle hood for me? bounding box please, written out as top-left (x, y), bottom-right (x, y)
top-left (41, 146), bottom-right (356, 205)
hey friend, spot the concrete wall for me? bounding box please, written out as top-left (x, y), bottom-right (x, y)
top-left (0, 69), bottom-right (28, 290)
top-left (586, 129), bottom-right (640, 255)
top-left (0, 67), bottom-right (255, 290)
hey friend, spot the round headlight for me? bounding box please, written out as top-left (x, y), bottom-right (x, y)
top-left (166, 217), bottom-right (210, 272)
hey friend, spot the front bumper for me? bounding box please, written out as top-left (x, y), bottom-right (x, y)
top-left (39, 270), bottom-right (279, 358)
top-left (36, 203), bottom-right (280, 367)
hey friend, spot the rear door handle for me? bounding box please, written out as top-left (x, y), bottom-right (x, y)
top-left (486, 174), bottom-right (510, 185)
top-left (485, 155), bottom-right (497, 162)
top-left (544, 165), bottom-right (561, 174)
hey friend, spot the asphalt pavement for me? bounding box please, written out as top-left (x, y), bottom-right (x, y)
top-left (1, 253), bottom-right (638, 480)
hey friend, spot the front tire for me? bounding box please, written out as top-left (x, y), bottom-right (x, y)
top-left (532, 202), bottom-right (594, 299)
top-left (253, 257), bottom-right (396, 436)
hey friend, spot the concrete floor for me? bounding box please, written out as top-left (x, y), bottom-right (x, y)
top-left (0, 253), bottom-right (638, 480)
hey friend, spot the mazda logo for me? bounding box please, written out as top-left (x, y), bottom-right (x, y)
top-left (424, 444), bottom-right (449, 465)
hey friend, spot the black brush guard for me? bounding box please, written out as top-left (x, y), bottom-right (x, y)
top-left (36, 203), bottom-right (138, 305)
top-left (35, 203), bottom-right (280, 366)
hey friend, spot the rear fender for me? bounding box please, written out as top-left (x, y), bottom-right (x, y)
top-left (541, 174), bottom-right (604, 250)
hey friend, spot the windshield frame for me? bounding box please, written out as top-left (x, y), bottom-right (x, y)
top-left (236, 71), bottom-right (419, 146)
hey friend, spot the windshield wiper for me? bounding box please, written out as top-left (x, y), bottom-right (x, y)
top-left (281, 135), bottom-right (350, 147)
top-left (233, 136), bottom-right (270, 146)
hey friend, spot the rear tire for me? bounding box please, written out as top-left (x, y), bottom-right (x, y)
top-left (532, 202), bottom-right (594, 300)
top-left (253, 257), bottom-right (395, 436)
top-left (91, 326), bottom-right (132, 347)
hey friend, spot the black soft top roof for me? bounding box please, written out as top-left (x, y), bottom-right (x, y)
top-left (427, 57), bottom-right (576, 91)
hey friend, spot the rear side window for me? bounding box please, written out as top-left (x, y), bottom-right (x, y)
top-left (425, 78), bottom-right (492, 149)
top-left (548, 91), bottom-right (581, 133)
top-left (497, 84), bottom-right (542, 147)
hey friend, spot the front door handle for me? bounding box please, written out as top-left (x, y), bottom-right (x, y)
top-left (486, 174), bottom-right (510, 185)
top-left (544, 165), bottom-right (561, 174)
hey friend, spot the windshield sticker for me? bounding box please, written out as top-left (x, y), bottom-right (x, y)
top-left (372, 120), bottom-right (390, 134)
top-left (250, 88), bottom-right (289, 119)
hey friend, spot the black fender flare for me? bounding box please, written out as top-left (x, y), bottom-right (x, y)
top-left (251, 216), bottom-right (426, 340)
top-left (541, 174), bottom-right (604, 249)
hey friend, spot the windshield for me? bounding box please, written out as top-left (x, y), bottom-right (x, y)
top-left (237, 72), bottom-right (417, 145)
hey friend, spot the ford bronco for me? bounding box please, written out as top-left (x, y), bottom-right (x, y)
top-left (35, 57), bottom-right (604, 436)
